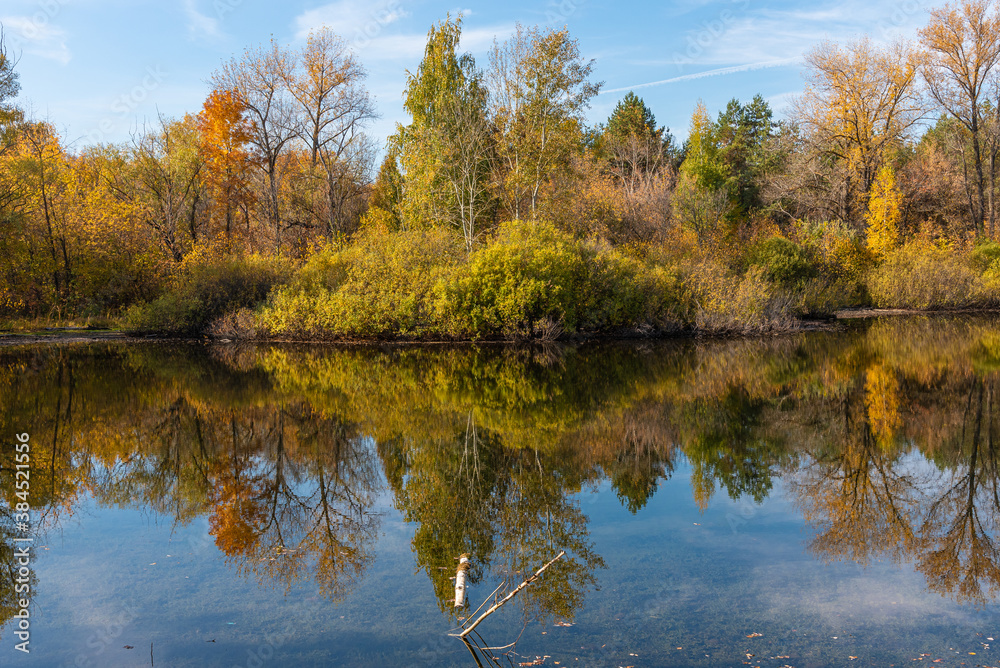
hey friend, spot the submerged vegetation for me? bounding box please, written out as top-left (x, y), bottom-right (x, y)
top-left (7, 5), bottom-right (1000, 338)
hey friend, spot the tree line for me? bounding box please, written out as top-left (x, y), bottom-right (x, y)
top-left (4, 3), bottom-right (1000, 335)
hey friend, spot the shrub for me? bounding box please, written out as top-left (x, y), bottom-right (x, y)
top-left (684, 260), bottom-right (796, 333)
top-left (435, 221), bottom-right (592, 339)
top-left (746, 237), bottom-right (818, 288)
top-left (581, 245), bottom-right (687, 332)
top-left (434, 222), bottom-right (689, 339)
top-left (124, 250), bottom-right (293, 335)
top-left (259, 229), bottom-right (462, 340)
top-left (867, 241), bottom-right (986, 309)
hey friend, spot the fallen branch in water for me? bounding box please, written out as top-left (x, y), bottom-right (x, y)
top-left (455, 551), bottom-right (566, 639)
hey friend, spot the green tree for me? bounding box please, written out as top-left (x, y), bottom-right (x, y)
top-left (675, 102), bottom-right (730, 242)
top-left (396, 15), bottom-right (494, 249)
top-left (715, 94), bottom-right (777, 218)
top-left (601, 91), bottom-right (676, 194)
top-left (364, 151), bottom-right (404, 230)
top-left (0, 27), bottom-right (20, 141)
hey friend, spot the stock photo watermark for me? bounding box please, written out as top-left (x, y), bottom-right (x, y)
top-left (669, 0), bottom-right (751, 71)
top-left (212, 0), bottom-right (244, 21)
top-left (7, 0), bottom-right (69, 43)
top-left (82, 65), bottom-right (168, 145)
top-left (12, 432), bottom-right (32, 655)
top-left (351, 0), bottom-right (405, 49)
top-left (544, 0), bottom-right (586, 24)
top-left (70, 604), bottom-right (140, 668)
top-left (875, 0), bottom-right (929, 38)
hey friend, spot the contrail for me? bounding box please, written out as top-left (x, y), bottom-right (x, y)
top-left (602, 58), bottom-right (800, 94)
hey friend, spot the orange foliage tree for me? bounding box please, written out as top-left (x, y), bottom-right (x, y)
top-left (198, 89), bottom-right (255, 243)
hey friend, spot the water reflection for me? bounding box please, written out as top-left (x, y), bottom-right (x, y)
top-left (3, 316), bottom-right (1000, 652)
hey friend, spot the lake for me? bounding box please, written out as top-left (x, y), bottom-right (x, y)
top-left (2, 315), bottom-right (1000, 667)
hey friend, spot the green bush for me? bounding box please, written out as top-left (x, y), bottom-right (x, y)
top-left (746, 237), bottom-right (818, 288)
top-left (868, 241), bottom-right (987, 309)
top-left (581, 245), bottom-right (687, 332)
top-left (435, 221), bottom-right (592, 339)
top-left (969, 240), bottom-right (1000, 273)
top-left (124, 251), bottom-right (293, 335)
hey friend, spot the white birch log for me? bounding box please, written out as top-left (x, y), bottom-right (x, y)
top-left (455, 555), bottom-right (471, 608)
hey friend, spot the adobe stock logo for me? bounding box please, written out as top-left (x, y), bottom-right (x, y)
top-left (82, 66), bottom-right (168, 145)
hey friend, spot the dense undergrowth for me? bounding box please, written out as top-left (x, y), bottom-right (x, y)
top-left (112, 221), bottom-right (1000, 342)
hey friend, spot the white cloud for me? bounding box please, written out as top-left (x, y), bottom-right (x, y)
top-left (182, 0), bottom-right (223, 42)
top-left (294, 0), bottom-right (409, 42)
top-left (355, 24), bottom-right (513, 62)
top-left (293, 1), bottom-right (509, 62)
top-left (1, 15), bottom-right (71, 65)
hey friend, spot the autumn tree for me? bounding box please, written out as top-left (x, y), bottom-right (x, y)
top-left (796, 37), bottom-right (924, 225)
top-left (278, 28), bottom-right (377, 236)
top-left (865, 163), bottom-right (902, 258)
top-left (15, 122), bottom-right (74, 308)
top-left (121, 115), bottom-right (204, 262)
top-left (919, 0), bottom-right (1000, 235)
top-left (197, 90), bottom-right (255, 242)
top-left (487, 23), bottom-right (601, 219)
top-left (212, 41), bottom-right (299, 249)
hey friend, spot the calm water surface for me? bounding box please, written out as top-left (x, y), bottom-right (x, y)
top-left (2, 316), bottom-right (1000, 667)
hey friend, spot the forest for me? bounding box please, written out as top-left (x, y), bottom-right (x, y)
top-left (5, 2), bottom-right (1000, 339)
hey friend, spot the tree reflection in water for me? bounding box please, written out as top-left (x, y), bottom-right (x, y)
top-left (4, 317), bottom-right (1000, 651)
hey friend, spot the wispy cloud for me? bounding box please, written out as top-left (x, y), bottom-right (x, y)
top-left (603, 58), bottom-right (799, 95)
top-left (294, 0), bottom-right (409, 42)
top-left (293, 1), bottom-right (510, 62)
top-left (626, 0), bottom-right (929, 70)
top-left (1, 15), bottom-right (71, 65)
top-left (182, 0), bottom-right (223, 42)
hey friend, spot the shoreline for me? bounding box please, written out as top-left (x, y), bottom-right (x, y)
top-left (2, 309), bottom-right (995, 347)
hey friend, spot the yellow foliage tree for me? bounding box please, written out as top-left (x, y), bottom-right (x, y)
top-left (865, 163), bottom-right (902, 259)
top-left (797, 37), bottom-right (922, 223)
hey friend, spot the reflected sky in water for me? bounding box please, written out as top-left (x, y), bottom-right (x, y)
top-left (2, 316), bottom-right (1000, 666)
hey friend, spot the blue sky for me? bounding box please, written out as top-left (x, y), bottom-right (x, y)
top-left (1, 0), bottom-right (935, 151)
